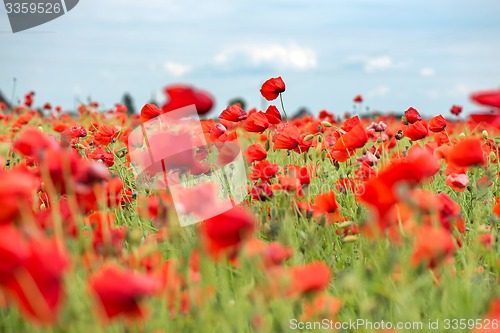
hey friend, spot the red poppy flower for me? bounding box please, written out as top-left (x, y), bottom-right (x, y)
top-left (447, 138), bottom-right (485, 167)
top-left (301, 294), bottom-right (343, 321)
top-left (411, 225), bottom-right (455, 268)
top-left (450, 105), bottom-right (463, 116)
top-left (285, 165), bottom-right (310, 185)
top-left (313, 191), bottom-right (339, 214)
top-left (473, 299), bottom-right (500, 333)
top-left (353, 95), bottom-right (363, 103)
top-left (341, 116), bottom-right (361, 132)
top-left (88, 147), bottom-right (115, 167)
top-left (333, 124), bottom-right (368, 151)
top-left (494, 198), bottom-right (500, 218)
top-left (406, 144), bottom-right (440, 178)
top-left (244, 112), bottom-right (270, 133)
top-left (219, 104), bottom-right (248, 122)
top-left (199, 206), bottom-right (256, 259)
top-left (469, 113), bottom-right (500, 129)
top-left (260, 77), bottom-right (286, 101)
top-left (428, 114), bottom-right (447, 132)
top-left (404, 107), bottom-right (422, 124)
top-left (446, 173), bottom-right (469, 192)
top-left (250, 183), bottom-right (274, 201)
top-left (250, 160), bottom-right (280, 183)
top-left (244, 144), bottom-right (267, 164)
top-left (0, 225), bottom-right (29, 284)
top-left (359, 160), bottom-right (427, 232)
top-left (288, 262), bottom-right (331, 296)
top-left (89, 264), bottom-right (161, 320)
top-left (13, 128), bottom-right (58, 161)
top-left (470, 89), bottom-right (500, 109)
top-left (93, 125), bottom-right (119, 146)
top-left (274, 125), bottom-right (300, 150)
top-left (86, 212), bottom-right (127, 256)
top-left (3, 238), bottom-right (69, 324)
top-left (243, 238), bottom-right (293, 268)
top-left (404, 121), bottom-right (428, 141)
top-left (140, 104), bottom-right (161, 123)
top-left (264, 105), bottom-right (282, 124)
top-left (162, 85), bottom-right (214, 115)
top-left (0, 168), bottom-right (38, 224)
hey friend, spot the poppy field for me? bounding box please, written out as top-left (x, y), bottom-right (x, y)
top-left (1, 77), bottom-right (500, 333)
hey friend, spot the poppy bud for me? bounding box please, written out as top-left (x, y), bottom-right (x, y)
top-left (127, 229), bottom-right (143, 245)
top-left (401, 116), bottom-right (409, 125)
top-left (482, 130), bottom-right (489, 140)
top-left (304, 134), bottom-right (316, 141)
top-left (490, 151), bottom-right (497, 161)
top-left (317, 135), bottom-right (323, 143)
top-left (337, 221), bottom-right (353, 229)
top-left (321, 121), bottom-right (333, 128)
top-left (343, 235), bottom-right (358, 243)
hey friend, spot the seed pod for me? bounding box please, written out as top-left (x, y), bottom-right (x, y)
top-left (343, 235), bottom-right (358, 243)
top-left (304, 134), bottom-right (315, 141)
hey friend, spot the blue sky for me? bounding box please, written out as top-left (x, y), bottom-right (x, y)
top-left (1, 0), bottom-right (499, 117)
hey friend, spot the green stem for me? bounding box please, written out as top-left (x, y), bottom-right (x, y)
top-left (279, 93), bottom-right (288, 121)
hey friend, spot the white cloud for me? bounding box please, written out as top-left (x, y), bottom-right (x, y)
top-left (214, 43), bottom-right (317, 70)
top-left (163, 62), bottom-right (192, 77)
top-left (347, 55), bottom-right (409, 73)
top-left (420, 67), bottom-right (435, 77)
top-left (367, 85), bottom-right (391, 97)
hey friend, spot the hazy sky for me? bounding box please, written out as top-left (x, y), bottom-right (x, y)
top-left (1, 0), bottom-right (499, 117)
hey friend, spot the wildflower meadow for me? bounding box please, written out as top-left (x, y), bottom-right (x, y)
top-left (1, 78), bottom-right (500, 333)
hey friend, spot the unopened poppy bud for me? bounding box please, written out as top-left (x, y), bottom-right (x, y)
top-left (74, 143), bottom-right (86, 150)
top-left (343, 235), bottom-right (358, 243)
top-left (304, 134), bottom-right (315, 141)
top-left (489, 151), bottom-right (496, 161)
top-left (321, 121), bottom-right (333, 128)
top-left (337, 221), bottom-right (353, 229)
top-left (459, 133), bottom-right (466, 139)
top-left (401, 116), bottom-right (409, 125)
top-left (317, 135), bottom-right (323, 143)
top-left (265, 140), bottom-right (270, 151)
top-left (127, 229), bottom-right (143, 245)
top-left (482, 130), bottom-right (489, 140)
